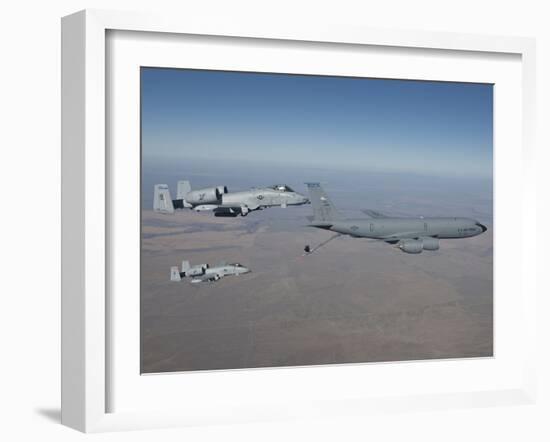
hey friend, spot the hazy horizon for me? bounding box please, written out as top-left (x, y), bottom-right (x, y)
top-left (142, 157), bottom-right (492, 224)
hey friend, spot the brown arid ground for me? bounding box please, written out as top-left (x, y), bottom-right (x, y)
top-left (141, 207), bottom-right (493, 373)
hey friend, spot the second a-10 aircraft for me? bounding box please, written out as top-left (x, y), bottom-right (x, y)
top-left (154, 180), bottom-right (309, 217)
top-left (170, 260), bottom-right (251, 284)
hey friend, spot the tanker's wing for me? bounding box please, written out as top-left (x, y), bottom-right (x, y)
top-left (379, 231), bottom-right (429, 244)
top-left (362, 209), bottom-right (388, 219)
top-left (362, 209), bottom-right (428, 220)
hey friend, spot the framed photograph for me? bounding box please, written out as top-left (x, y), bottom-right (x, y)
top-left (61, 9), bottom-right (537, 432)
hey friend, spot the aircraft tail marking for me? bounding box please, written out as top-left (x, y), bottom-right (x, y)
top-left (305, 183), bottom-right (341, 223)
top-left (170, 266), bottom-right (181, 281)
top-left (153, 184), bottom-right (175, 214)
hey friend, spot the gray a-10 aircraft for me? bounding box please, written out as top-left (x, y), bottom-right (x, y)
top-left (170, 260), bottom-right (251, 284)
top-left (305, 183), bottom-right (487, 254)
top-left (154, 180), bottom-right (309, 217)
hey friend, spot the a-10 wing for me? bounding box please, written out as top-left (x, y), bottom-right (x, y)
top-left (191, 273), bottom-right (223, 283)
top-left (213, 206), bottom-right (250, 217)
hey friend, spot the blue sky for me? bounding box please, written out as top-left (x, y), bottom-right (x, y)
top-left (141, 68), bottom-right (493, 178)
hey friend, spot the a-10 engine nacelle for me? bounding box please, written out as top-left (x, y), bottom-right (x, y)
top-left (184, 264), bottom-right (209, 277)
top-left (398, 237), bottom-right (440, 253)
top-left (180, 260), bottom-right (209, 276)
top-left (185, 187), bottom-right (222, 205)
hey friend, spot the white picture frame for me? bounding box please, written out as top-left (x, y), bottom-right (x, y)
top-left (61, 9), bottom-right (537, 433)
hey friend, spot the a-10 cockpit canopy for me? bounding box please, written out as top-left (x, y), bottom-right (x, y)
top-left (269, 184), bottom-right (295, 192)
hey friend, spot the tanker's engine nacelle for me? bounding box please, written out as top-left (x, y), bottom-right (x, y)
top-left (397, 239), bottom-right (423, 254)
top-left (184, 187), bottom-right (221, 205)
top-left (421, 237), bottom-right (440, 251)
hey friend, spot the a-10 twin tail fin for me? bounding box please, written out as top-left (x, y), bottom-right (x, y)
top-left (176, 180), bottom-right (191, 200)
top-left (154, 180), bottom-right (194, 213)
top-left (153, 184), bottom-right (175, 214)
top-left (170, 266), bottom-right (181, 281)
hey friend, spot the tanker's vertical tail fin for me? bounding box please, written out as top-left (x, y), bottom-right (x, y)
top-left (170, 266), bottom-right (181, 281)
top-left (305, 183), bottom-right (342, 224)
top-left (177, 180), bottom-right (191, 200)
top-left (153, 184), bottom-right (175, 214)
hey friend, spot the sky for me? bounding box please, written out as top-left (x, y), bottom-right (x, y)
top-left (141, 67), bottom-right (493, 179)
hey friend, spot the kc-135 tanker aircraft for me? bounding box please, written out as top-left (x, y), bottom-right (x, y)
top-left (154, 180), bottom-right (309, 217)
top-left (170, 260), bottom-right (251, 284)
top-left (305, 183), bottom-right (488, 254)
